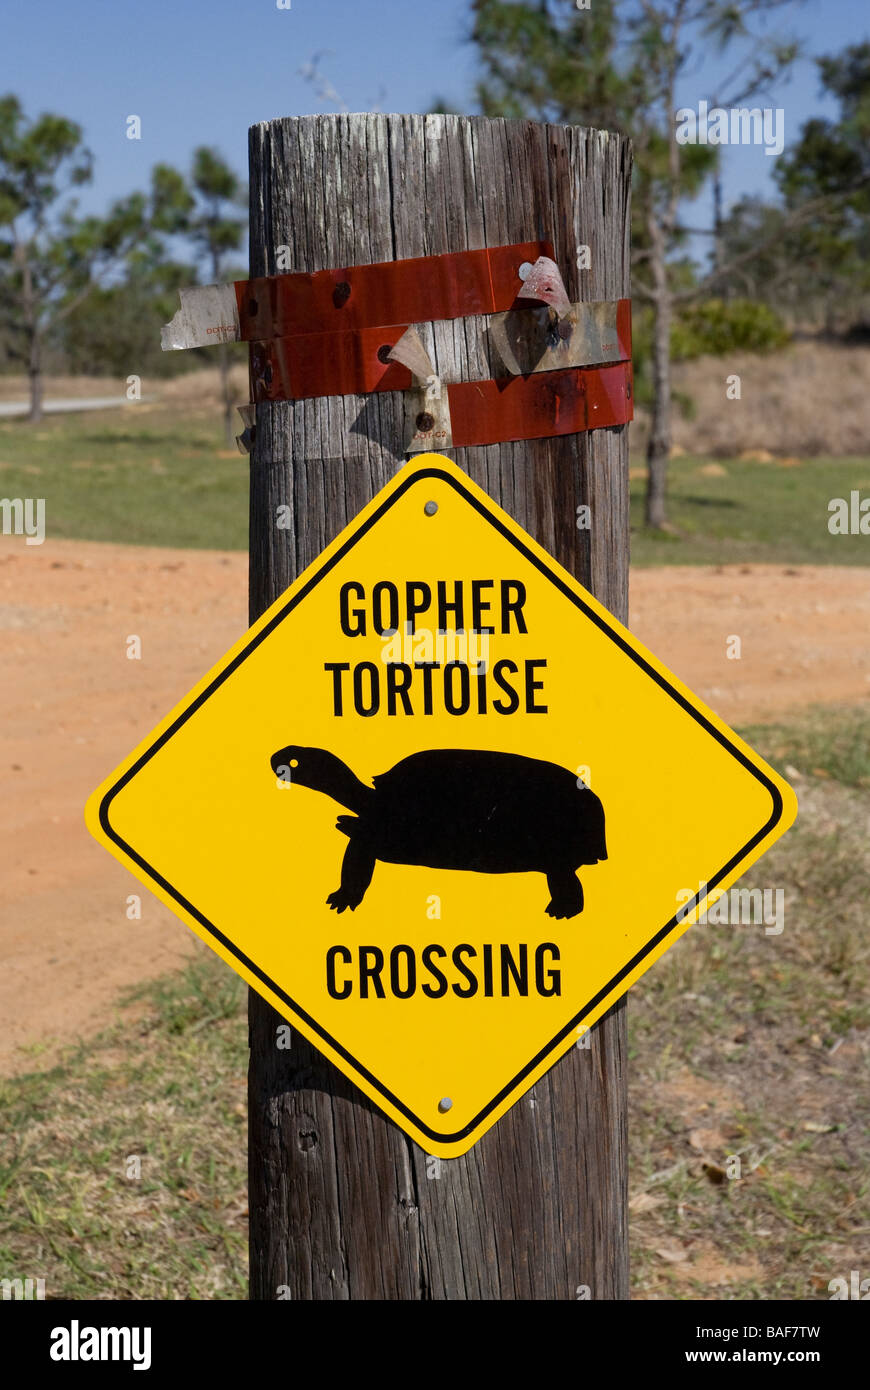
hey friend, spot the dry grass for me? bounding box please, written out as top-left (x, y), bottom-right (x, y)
top-left (150, 365), bottom-right (250, 405)
top-left (0, 374), bottom-right (131, 401)
top-left (0, 367), bottom-right (250, 407)
top-left (665, 341), bottom-right (870, 458)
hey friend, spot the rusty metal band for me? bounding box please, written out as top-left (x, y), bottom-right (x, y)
top-left (251, 326), bottom-right (413, 401)
top-left (250, 300), bottom-right (633, 403)
top-left (236, 240), bottom-right (554, 342)
top-left (445, 362), bottom-right (634, 447)
top-left (248, 359), bottom-right (632, 447)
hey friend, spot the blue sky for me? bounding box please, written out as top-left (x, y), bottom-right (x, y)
top-left (4, 0), bottom-right (867, 258)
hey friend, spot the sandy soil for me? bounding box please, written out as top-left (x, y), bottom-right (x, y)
top-left (1, 539), bottom-right (868, 1073)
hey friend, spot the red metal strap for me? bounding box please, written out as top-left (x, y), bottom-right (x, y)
top-left (251, 301), bottom-right (633, 403)
top-left (251, 327), bottom-right (413, 402)
top-left (446, 362), bottom-right (633, 447)
top-left (237, 241), bottom-right (553, 342)
top-left (251, 357), bottom-right (632, 444)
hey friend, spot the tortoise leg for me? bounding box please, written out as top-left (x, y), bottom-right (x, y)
top-left (545, 868), bottom-right (584, 919)
top-left (327, 834), bottom-right (376, 913)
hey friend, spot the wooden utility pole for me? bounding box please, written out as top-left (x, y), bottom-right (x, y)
top-left (247, 113), bottom-right (632, 1300)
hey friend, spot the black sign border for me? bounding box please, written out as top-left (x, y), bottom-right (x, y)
top-left (99, 464), bottom-right (785, 1145)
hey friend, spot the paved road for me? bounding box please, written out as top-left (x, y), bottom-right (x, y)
top-left (0, 396), bottom-right (152, 418)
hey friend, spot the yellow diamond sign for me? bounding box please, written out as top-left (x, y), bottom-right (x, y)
top-left (86, 454), bottom-right (796, 1156)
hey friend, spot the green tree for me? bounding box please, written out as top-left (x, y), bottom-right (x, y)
top-left (152, 148), bottom-right (247, 443)
top-left (469, 0), bottom-right (799, 527)
top-left (0, 95), bottom-right (150, 421)
top-left (780, 41), bottom-right (870, 204)
top-left (720, 42), bottom-right (870, 329)
top-left (57, 256), bottom-right (202, 378)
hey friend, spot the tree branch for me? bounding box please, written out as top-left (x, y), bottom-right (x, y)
top-left (673, 179), bottom-right (870, 301)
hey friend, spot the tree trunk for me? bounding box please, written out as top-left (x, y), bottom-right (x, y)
top-left (19, 245), bottom-right (43, 425)
top-left (712, 164), bottom-right (723, 277)
top-left (247, 113), bottom-right (632, 1300)
top-left (645, 225), bottom-right (671, 529)
top-left (28, 328), bottom-right (43, 425)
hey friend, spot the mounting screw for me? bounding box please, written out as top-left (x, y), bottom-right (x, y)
top-left (518, 261), bottom-right (533, 281)
top-left (247, 297), bottom-right (258, 316)
top-left (333, 281), bottom-right (351, 308)
top-left (424, 500), bottom-right (438, 517)
top-left (438, 1097), bottom-right (453, 1113)
top-left (377, 344), bottom-right (393, 364)
top-left (416, 411), bottom-right (435, 432)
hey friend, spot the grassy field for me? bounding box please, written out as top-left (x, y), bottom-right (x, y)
top-left (629, 455), bottom-right (870, 567)
top-left (1, 400), bottom-right (869, 563)
top-left (1, 704), bottom-right (867, 1300)
top-left (628, 705), bottom-right (870, 1298)
top-left (0, 962), bottom-right (249, 1300)
top-left (0, 403), bottom-right (248, 552)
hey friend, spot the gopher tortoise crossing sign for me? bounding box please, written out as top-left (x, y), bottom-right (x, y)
top-left (86, 453), bottom-right (796, 1156)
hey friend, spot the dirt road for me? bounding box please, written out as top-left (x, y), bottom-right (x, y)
top-left (2, 539), bottom-right (867, 1073)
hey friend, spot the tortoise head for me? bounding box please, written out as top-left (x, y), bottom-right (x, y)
top-left (271, 744), bottom-right (333, 786)
top-left (270, 745), bottom-right (369, 811)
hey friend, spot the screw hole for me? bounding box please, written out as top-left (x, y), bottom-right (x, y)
top-left (333, 281), bottom-right (351, 308)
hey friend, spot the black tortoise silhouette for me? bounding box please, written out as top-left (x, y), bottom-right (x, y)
top-left (270, 745), bottom-right (607, 919)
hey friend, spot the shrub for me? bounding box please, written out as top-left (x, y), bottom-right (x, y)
top-left (671, 298), bottom-right (791, 360)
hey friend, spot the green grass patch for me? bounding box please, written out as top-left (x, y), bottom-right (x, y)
top-left (0, 403), bottom-right (248, 550)
top-left (627, 704), bottom-right (870, 1298)
top-left (741, 703), bottom-right (870, 789)
top-left (0, 954), bottom-right (248, 1299)
top-left (631, 453), bottom-right (870, 566)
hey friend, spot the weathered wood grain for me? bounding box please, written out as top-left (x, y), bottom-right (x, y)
top-left (247, 114), bottom-right (632, 1300)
